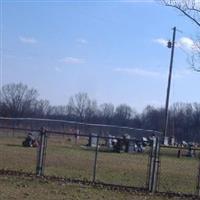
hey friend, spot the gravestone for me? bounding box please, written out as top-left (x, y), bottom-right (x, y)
top-left (164, 136), bottom-right (169, 146)
top-left (75, 129), bottom-right (80, 144)
top-left (187, 143), bottom-right (196, 157)
top-left (88, 133), bottom-right (98, 147)
top-left (113, 139), bottom-right (122, 153)
top-left (128, 140), bottom-right (135, 153)
top-left (123, 134), bottom-right (131, 153)
top-left (107, 134), bottom-right (113, 148)
top-left (170, 137), bottom-right (175, 146)
top-left (137, 142), bottom-right (144, 152)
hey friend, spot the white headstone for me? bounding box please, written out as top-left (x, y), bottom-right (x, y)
top-left (107, 134), bottom-right (113, 148)
top-left (91, 133), bottom-right (98, 147)
top-left (170, 137), bottom-right (175, 146)
top-left (164, 136), bottom-right (169, 146)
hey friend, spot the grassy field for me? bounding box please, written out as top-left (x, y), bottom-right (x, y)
top-left (159, 148), bottom-right (199, 194)
top-left (0, 175), bottom-right (190, 200)
top-left (0, 134), bottom-right (199, 196)
top-left (0, 176), bottom-right (192, 200)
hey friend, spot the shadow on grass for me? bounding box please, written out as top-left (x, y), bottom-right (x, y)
top-left (6, 144), bottom-right (24, 148)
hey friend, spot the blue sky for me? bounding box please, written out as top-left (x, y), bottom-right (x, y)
top-left (1, 0), bottom-right (200, 112)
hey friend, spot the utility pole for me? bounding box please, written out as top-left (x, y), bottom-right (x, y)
top-left (163, 26), bottom-right (176, 145)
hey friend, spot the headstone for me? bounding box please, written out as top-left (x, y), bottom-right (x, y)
top-left (164, 136), bottom-right (169, 146)
top-left (137, 142), bottom-right (144, 152)
top-left (111, 138), bottom-right (117, 150)
top-left (142, 137), bottom-right (148, 143)
top-left (142, 137), bottom-right (148, 149)
top-left (107, 134), bottom-right (113, 148)
top-left (187, 143), bottom-right (195, 157)
top-left (128, 140), bottom-right (135, 153)
top-left (170, 137), bottom-right (175, 146)
top-left (113, 139), bottom-right (122, 153)
top-left (123, 134), bottom-right (130, 140)
top-left (182, 141), bottom-right (188, 147)
top-left (123, 134), bottom-right (131, 153)
top-left (89, 133), bottom-right (97, 147)
top-left (75, 129), bottom-right (80, 144)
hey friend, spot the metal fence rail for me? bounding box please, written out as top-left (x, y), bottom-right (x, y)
top-left (1, 118), bottom-right (200, 197)
top-left (0, 117), bottom-right (161, 138)
top-left (0, 125), bottom-right (159, 193)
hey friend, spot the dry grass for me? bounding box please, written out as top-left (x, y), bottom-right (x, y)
top-left (0, 175), bottom-right (187, 200)
top-left (0, 134), bottom-right (199, 195)
top-left (159, 148), bottom-right (199, 194)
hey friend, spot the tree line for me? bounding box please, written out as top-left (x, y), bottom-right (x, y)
top-left (0, 83), bottom-right (200, 142)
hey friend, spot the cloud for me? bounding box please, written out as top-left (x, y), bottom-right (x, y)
top-left (154, 37), bottom-right (196, 52)
top-left (59, 57), bottom-right (85, 64)
top-left (154, 38), bottom-right (168, 47)
top-left (178, 37), bottom-right (196, 51)
top-left (114, 67), bottom-right (161, 77)
top-left (76, 38), bottom-right (88, 45)
top-left (19, 36), bottom-right (38, 44)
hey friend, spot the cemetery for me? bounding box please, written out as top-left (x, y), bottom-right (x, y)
top-left (0, 118), bottom-right (200, 199)
top-left (1, 124), bottom-right (200, 198)
top-left (86, 132), bottom-right (149, 153)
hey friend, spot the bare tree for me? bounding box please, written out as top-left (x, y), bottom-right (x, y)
top-left (114, 104), bottom-right (134, 125)
top-left (142, 105), bottom-right (165, 131)
top-left (85, 100), bottom-right (98, 122)
top-left (162, 0), bottom-right (200, 27)
top-left (0, 83), bottom-right (38, 117)
top-left (34, 99), bottom-right (50, 117)
top-left (68, 92), bottom-right (91, 122)
top-left (100, 103), bottom-right (115, 123)
top-left (161, 0), bottom-right (200, 70)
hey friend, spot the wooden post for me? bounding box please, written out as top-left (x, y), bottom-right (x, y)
top-left (36, 127), bottom-right (47, 176)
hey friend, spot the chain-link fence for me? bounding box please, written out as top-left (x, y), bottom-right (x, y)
top-left (0, 127), bottom-right (37, 174)
top-left (45, 133), bottom-right (95, 180)
top-left (0, 118), bottom-right (159, 189)
top-left (2, 118), bottom-right (200, 197)
top-left (158, 145), bottom-right (200, 195)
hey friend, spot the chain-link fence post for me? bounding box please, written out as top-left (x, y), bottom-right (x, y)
top-left (92, 135), bottom-right (99, 182)
top-left (36, 127), bottom-right (47, 176)
top-left (147, 138), bottom-right (154, 192)
top-left (153, 137), bottom-right (160, 193)
top-left (147, 136), bottom-right (160, 193)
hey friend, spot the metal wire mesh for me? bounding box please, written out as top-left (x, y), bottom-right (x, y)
top-left (158, 145), bottom-right (200, 194)
top-left (0, 117), bottom-right (161, 190)
top-left (45, 134), bottom-right (95, 180)
top-left (0, 128), bottom-right (37, 173)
